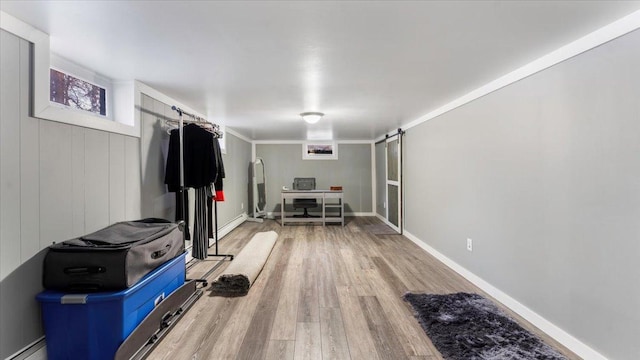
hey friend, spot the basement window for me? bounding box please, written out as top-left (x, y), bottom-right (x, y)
top-left (3, 13), bottom-right (138, 136)
top-left (50, 68), bottom-right (107, 116)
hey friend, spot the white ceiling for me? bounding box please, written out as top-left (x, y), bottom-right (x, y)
top-left (2, 1), bottom-right (639, 141)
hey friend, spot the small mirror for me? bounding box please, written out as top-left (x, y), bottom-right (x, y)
top-left (250, 157), bottom-right (267, 221)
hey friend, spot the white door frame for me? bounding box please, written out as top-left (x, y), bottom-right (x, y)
top-left (384, 134), bottom-right (402, 233)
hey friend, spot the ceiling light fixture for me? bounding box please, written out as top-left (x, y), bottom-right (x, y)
top-left (300, 111), bottom-right (324, 124)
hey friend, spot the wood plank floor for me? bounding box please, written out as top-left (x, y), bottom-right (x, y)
top-left (147, 217), bottom-right (578, 360)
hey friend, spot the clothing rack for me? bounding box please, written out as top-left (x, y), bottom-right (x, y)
top-left (165, 109), bottom-right (223, 138)
top-left (170, 106), bottom-right (233, 286)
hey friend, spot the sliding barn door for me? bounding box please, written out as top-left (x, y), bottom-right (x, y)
top-left (385, 135), bottom-right (402, 233)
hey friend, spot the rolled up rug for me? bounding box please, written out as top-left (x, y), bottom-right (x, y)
top-left (210, 230), bottom-right (278, 296)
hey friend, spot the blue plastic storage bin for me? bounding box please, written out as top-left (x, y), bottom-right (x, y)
top-left (37, 252), bottom-right (186, 360)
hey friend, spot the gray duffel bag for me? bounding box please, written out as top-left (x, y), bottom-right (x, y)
top-left (43, 218), bottom-right (184, 292)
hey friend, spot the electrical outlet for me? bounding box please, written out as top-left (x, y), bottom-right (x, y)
top-left (467, 238), bottom-right (473, 252)
top-left (383, 202), bottom-right (386, 209)
top-left (241, 202), bottom-right (244, 209)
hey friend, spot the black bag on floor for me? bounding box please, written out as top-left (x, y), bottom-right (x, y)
top-left (43, 218), bottom-right (184, 292)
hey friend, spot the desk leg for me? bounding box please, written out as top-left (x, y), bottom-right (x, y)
top-left (281, 195), bottom-right (285, 226)
top-left (322, 194), bottom-right (326, 226)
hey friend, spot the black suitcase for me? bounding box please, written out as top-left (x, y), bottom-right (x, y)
top-left (43, 218), bottom-right (184, 292)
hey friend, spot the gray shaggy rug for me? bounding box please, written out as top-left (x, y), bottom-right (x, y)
top-left (403, 292), bottom-right (567, 360)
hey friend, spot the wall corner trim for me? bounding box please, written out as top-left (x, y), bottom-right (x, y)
top-left (402, 230), bottom-right (608, 360)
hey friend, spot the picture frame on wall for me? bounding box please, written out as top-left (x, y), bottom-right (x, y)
top-left (302, 142), bottom-right (338, 160)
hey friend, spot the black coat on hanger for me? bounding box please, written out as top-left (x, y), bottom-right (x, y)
top-left (165, 123), bottom-right (220, 192)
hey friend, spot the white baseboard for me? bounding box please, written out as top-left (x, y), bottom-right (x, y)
top-left (268, 211), bottom-right (374, 217)
top-left (185, 213), bottom-right (248, 265)
top-left (211, 213), bottom-right (248, 245)
top-left (375, 213), bottom-right (395, 225)
top-left (347, 212), bottom-right (375, 216)
top-left (7, 338), bottom-right (46, 360)
top-left (402, 230), bottom-right (607, 360)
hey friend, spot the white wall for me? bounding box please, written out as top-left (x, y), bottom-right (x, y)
top-left (216, 132), bottom-right (252, 226)
top-left (404, 29), bottom-right (640, 360)
top-left (0, 29), bottom-right (142, 359)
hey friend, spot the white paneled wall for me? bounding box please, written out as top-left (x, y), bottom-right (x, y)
top-left (85, 129), bottom-right (111, 231)
top-left (39, 120), bottom-right (74, 247)
top-left (71, 126), bottom-right (86, 237)
top-left (1, 29), bottom-right (23, 278)
top-left (109, 134), bottom-right (126, 223)
top-left (139, 94), bottom-right (177, 221)
top-left (0, 29), bottom-right (142, 359)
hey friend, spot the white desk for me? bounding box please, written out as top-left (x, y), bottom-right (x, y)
top-left (281, 190), bottom-right (344, 226)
